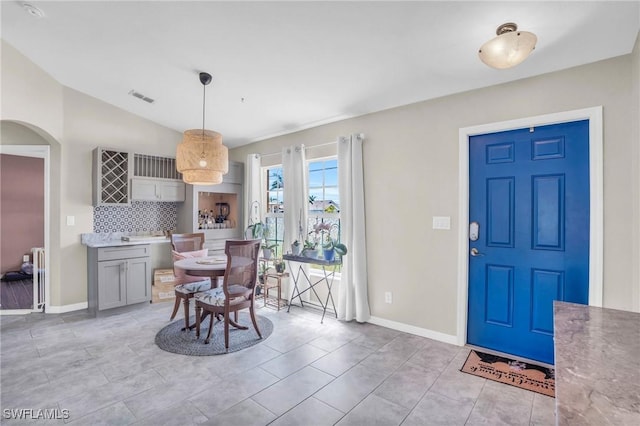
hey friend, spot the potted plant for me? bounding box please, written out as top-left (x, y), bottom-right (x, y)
top-left (246, 222), bottom-right (264, 240)
top-left (274, 258), bottom-right (286, 274)
top-left (262, 242), bottom-right (276, 259)
top-left (256, 262), bottom-right (269, 295)
top-left (302, 239), bottom-right (318, 258)
top-left (291, 240), bottom-right (301, 256)
top-left (322, 236), bottom-right (348, 262)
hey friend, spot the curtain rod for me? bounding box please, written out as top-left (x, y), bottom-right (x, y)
top-left (256, 139), bottom-right (339, 158)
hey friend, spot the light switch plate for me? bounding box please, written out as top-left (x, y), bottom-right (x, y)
top-left (66, 215), bottom-right (75, 226)
top-left (432, 216), bottom-right (451, 230)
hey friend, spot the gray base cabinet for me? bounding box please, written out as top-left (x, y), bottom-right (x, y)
top-left (88, 245), bottom-right (152, 311)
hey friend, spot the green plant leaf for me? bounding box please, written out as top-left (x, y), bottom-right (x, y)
top-left (334, 243), bottom-right (348, 256)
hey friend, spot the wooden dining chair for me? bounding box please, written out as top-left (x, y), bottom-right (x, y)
top-left (169, 232), bottom-right (209, 329)
top-left (170, 232), bottom-right (205, 252)
top-left (194, 239), bottom-right (262, 350)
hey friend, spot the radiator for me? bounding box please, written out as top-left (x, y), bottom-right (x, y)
top-left (31, 247), bottom-right (45, 311)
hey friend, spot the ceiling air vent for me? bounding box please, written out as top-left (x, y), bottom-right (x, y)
top-left (128, 90), bottom-right (155, 104)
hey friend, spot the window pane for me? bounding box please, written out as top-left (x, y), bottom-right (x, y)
top-left (324, 165), bottom-right (338, 186)
top-left (309, 162), bottom-right (323, 172)
top-left (308, 170), bottom-right (323, 188)
top-left (324, 187), bottom-right (339, 205)
top-left (308, 188), bottom-right (323, 207)
top-left (269, 168), bottom-right (283, 190)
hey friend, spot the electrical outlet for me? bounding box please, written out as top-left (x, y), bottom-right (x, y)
top-left (23, 255), bottom-right (30, 262)
top-left (384, 291), bottom-right (393, 304)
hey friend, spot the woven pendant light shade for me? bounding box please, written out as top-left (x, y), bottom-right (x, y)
top-left (176, 129), bottom-right (228, 185)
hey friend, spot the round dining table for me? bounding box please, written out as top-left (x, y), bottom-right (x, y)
top-left (172, 256), bottom-right (228, 330)
top-left (173, 255), bottom-right (228, 281)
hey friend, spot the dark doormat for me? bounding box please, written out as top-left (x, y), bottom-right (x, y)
top-left (460, 350), bottom-right (555, 397)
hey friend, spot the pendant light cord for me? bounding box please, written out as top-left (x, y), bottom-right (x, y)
top-left (202, 83), bottom-right (206, 140)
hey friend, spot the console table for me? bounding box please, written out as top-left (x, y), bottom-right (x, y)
top-left (283, 254), bottom-right (341, 323)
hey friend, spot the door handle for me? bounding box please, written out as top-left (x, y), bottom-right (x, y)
top-left (470, 248), bottom-right (484, 257)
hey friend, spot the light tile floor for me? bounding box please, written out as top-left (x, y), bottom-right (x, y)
top-left (0, 302), bottom-right (556, 425)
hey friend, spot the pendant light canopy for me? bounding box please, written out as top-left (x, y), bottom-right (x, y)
top-left (478, 23), bottom-right (537, 69)
top-left (176, 72), bottom-right (228, 185)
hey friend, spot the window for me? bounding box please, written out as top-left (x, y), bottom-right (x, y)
top-left (264, 166), bottom-right (284, 257)
top-left (307, 158), bottom-right (341, 251)
top-left (261, 157), bottom-right (341, 264)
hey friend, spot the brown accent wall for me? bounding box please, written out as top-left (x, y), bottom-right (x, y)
top-left (0, 154), bottom-right (44, 274)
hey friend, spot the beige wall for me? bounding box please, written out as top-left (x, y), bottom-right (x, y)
top-left (60, 87), bottom-right (182, 305)
top-left (2, 34), bottom-right (638, 332)
top-left (0, 41), bottom-right (64, 141)
top-left (1, 40), bottom-right (182, 308)
top-left (232, 41), bottom-right (640, 336)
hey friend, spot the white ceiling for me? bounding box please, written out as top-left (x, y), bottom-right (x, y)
top-left (2, 1), bottom-right (639, 148)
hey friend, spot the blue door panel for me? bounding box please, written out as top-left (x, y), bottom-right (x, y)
top-left (530, 269), bottom-right (564, 335)
top-left (468, 120), bottom-right (590, 364)
top-left (487, 178), bottom-right (515, 247)
top-left (532, 137), bottom-right (565, 160)
top-left (485, 264), bottom-right (513, 326)
top-left (487, 142), bottom-right (515, 163)
top-left (532, 174), bottom-right (565, 250)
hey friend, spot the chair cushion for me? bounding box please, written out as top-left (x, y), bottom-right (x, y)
top-left (194, 286), bottom-right (250, 307)
top-left (174, 278), bottom-right (212, 295)
top-left (172, 249), bottom-right (209, 284)
top-left (194, 287), bottom-right (226, 306)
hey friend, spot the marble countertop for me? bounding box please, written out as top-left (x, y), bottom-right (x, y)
top-left (554, 301), bottom-right (640, 425)
top-left (81, 232), bottom-right (171, 248)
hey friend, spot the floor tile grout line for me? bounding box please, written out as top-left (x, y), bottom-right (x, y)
top-left (463, 379), bottom-right (487, 426)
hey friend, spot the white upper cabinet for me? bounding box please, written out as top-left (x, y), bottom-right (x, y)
top-left (130, 178), bottom-right (185, 202)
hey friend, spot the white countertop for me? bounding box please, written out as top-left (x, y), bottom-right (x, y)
top-left (81, 232), bottom-right (171, 248)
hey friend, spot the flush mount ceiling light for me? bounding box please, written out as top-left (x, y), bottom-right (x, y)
top-left (478, 22), bottom-right (537, 69)
top-left (176, 72), bottom-right (228, 185)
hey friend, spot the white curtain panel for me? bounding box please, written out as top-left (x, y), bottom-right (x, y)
top-left (282, 145), bottom-right (308, 300)
top-left (337, 134), bottom-right (371, 322)
top-left (245, 154), bottom-right (262, 233)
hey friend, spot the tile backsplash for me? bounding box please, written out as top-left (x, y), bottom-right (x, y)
top-left (94, 201), bottom-right (178, 233)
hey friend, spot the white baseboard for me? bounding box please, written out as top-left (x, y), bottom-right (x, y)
top-left (368, 316), bottom-right (459, 346)
top-left (46, 302), bottom-right (88, 314)
top-left (0, 309), bottom-right (32, 316)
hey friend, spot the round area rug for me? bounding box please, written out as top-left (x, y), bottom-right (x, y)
top-left (155, 312), bottom-right (273, 356)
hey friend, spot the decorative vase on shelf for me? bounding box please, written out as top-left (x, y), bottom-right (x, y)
top-left (323, 249), bottom-right (335, 262)
top-left (291, 243), bottom-right (301, 256)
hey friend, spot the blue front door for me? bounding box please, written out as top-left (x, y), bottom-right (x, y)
top-left (467, 120), bottom-right (590, 364)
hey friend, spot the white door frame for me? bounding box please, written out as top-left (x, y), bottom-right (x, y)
top-left (456, 106), bottom-right (604, 346)
top-left (0, 144), bottom-right (50, 314)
